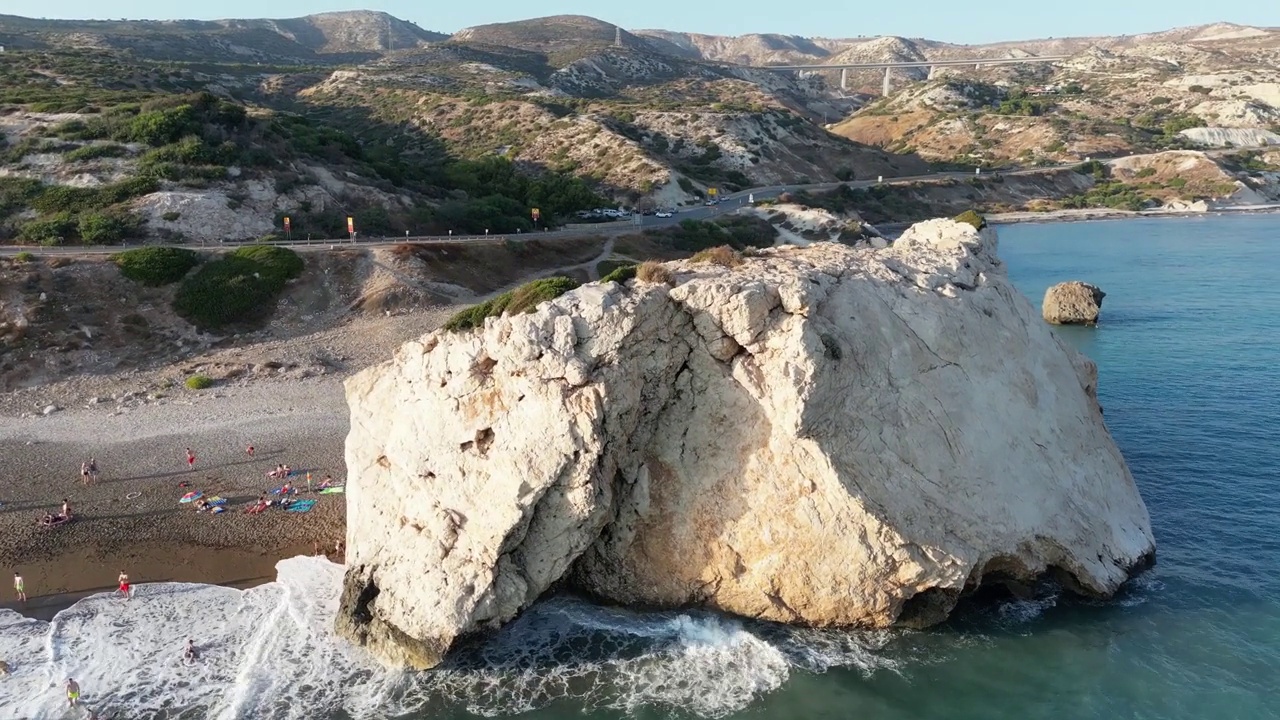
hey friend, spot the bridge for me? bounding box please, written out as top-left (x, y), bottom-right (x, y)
top-left (750, 55), bottom-right (1073, 95)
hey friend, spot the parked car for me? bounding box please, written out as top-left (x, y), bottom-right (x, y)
top-left (655, 210), bottom-right (674, 218)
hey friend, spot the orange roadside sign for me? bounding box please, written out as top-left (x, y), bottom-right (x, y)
top-left (347, 217), bottom-right (354, 234)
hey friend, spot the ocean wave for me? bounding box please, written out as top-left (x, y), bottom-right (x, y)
top-left (0, 557), bottom-right (898, 720)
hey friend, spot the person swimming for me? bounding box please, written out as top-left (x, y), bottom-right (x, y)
top-left (184, 639), bottom-right (198, 663)
top-left (66, 678), bottom-right (80, 707)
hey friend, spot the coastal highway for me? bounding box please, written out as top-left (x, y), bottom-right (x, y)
top-left (1, 146), bottom-right (1273, 256)
top-left (0, 167), bottom-right (1067, 256)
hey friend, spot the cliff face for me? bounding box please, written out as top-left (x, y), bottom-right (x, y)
top-left (338, 219), bottom-right (1156, 669)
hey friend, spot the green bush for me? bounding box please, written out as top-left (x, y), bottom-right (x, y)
top-left (1135, 167), bottom-right (1157, 178)
top-left (18, 213), bottom-right (76, 245)
top-left (185, 375), bottom-right (214, 390)
top-left (444, 276), bottom-right (578, 332)
top-left (77, 211), bottom-right (137, 244)
top-left (31, 177), bottom-right (159, 215)
top-left (600, 264), bottom-right (637, 284)
top-left (64, 143), bottom-right (129, 162)
top-left (14, 251), bottom-right (34, 263)
top-left (230, 245), bottom-right (304, 285)
top-left (954, 210), bottom-right (987, 230)
top-left (173, 246), bottom-right (303, 328)
top-left (112, 247), bottom-right (201, 286)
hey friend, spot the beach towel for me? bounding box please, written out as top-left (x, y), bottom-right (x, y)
top-left (211, 506), bottom-right (226, 514)
top-left (179, 491), bottom-right (203, 503)
top-left (319, 486), bottom-right (345, 495)
top-left (207, 497), bottom-right (227, 507)
top-left (285, 500), bottom-right (317, 514)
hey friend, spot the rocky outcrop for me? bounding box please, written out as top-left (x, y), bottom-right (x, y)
top-left (1043, 281), bottom-right (1106, 325)
top-left (338, 219), bottom-right (1155, 669)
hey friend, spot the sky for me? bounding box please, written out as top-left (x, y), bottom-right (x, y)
top-left (3, 0), bottom-right (1279, 45)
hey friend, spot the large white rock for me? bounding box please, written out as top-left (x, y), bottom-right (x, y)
top-left (338, 219), bottom-right (1156, 668)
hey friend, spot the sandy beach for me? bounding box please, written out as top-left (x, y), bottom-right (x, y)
top-left (0, 302), bottom-right (459, 621)
top-left (0, 377), bottom-right (353, 612)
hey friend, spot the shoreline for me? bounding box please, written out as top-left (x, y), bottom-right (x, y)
top-left (1, 543), bottom-right (330, 622)
top-left (986, 203), bottom-right (1280, 226)
top-left (875, 203), bottom-right (1280, 235)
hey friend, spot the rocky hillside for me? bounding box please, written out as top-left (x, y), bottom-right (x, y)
top-left (0, 11), bottom-right (445, 62)
top-left (4, 12), bottom-right (1280, 248)
top-left (832, 26), bottom-right (1280, 166)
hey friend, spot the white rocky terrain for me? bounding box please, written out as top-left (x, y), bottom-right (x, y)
top-left (336, 218), bottom-right (1156, 669)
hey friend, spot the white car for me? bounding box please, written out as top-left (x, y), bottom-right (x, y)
top-left (655, 211), bottom-right (674, 218)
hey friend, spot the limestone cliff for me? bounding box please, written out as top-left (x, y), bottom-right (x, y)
top-left (337, 219), bottom-right (1156, 669)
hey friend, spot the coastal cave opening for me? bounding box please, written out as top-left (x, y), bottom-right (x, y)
top-left (896, 587), bottom-right (961, 628)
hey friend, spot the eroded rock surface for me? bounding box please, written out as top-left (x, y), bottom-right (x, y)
top-left (1043, 281), bottom-right (1107, 325)
top-left (338, 219), bottom-right (1155, 668)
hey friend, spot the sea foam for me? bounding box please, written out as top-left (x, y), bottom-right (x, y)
top-left (0, 556), bottom-right (897, 720)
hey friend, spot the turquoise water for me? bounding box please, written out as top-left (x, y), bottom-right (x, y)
top-left (442, 214), bottom-right (1280, 720)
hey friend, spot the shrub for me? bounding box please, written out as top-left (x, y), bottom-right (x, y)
top-left (77, 211), bottom-right (137, 244)
top-left (600, 264), bottom-right (637, 284)
top-left (14, 251), bottom-right (34, 263)
top-left (635, 261), bottom-right (674, 285)
top-left (112, 247), bottom-right (201, 286)
top-left (444, 276), bottom-right (578, 332)
top-left (690, 245), bottom-right (743, 268)
top-left (31, 177), bottom-right (159, 214)
top-left (1135, 167), bottom-right (1157, 178)
top-left (64, 143), bottom-right (128, 162)
top-left (173, 247), bottom-right (303, 328)
top-left (954, 210), bottom-right (987, 230)
top-left (18, 213), bottom-right (76, 245)
top-left (230, 245), bottom-right (304, 285)
top-left (162, 211), bottom-right (181, 222)
top-left (185, 375), bottom-right (214, 390)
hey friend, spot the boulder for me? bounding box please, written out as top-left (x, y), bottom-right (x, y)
top-left (1043, 281), bottom-right (1106, 325)
top-left (338, 219), bottom-right (1155, 669)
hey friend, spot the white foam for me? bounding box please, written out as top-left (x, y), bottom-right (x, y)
top-left (0, 557), bottom-right (899, 720)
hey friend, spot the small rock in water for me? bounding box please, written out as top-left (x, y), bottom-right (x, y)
top-left (1043, 281), bottom-right (1106, 325)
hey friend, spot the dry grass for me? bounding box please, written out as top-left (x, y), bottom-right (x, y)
top-left (635, 261), bottom-right (674, 285)
top-left (689, 245), bottom-right (743, 268)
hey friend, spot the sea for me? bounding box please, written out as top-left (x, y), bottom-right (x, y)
top-left (2, 214), bottom-right (1278, 720)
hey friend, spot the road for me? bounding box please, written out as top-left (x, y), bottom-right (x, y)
top-left (1, 146), bottom-right (1272, 256)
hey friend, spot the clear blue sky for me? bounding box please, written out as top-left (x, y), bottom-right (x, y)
top-left (4, 0), bottom-right (1278, 44)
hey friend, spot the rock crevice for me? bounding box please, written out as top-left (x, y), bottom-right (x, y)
top-left (338, 218), bottom-right (1156, 669)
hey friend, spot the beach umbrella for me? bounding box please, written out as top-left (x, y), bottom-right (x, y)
top-left (179, 491), bottom-right (204, 503)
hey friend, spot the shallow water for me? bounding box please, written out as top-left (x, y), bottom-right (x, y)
top-left (2, 214), bottom-right (1278, 720)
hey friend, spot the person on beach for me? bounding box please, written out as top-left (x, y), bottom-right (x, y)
top-left (88, 457), bottom-right (99, 484)
top-left (185, 448), bottom-right (196, 471)
top-left (66, 678), bottom-right (80, 707)
top-left (62, 498), bottom-right (72, 519)
top-left (117, 572), bottom-right (131, 600)
top-left (184, 639), bottom-right (198, 663)
top-left (306, 472), bottom-right (313, 493)
top-left (319, 474), bottom-right (334, 489)
top-left (13, 572), bottom-right (25, 603)
top-left (80, 462), bottom-right (90, 486)
top-left (246, 444), bottom-right (255, 457)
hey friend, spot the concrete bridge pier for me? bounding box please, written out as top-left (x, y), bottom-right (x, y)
top-left (882, 67), bottom-right (892, 96)
top-left (840, 67), bottom-right (848, 91)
